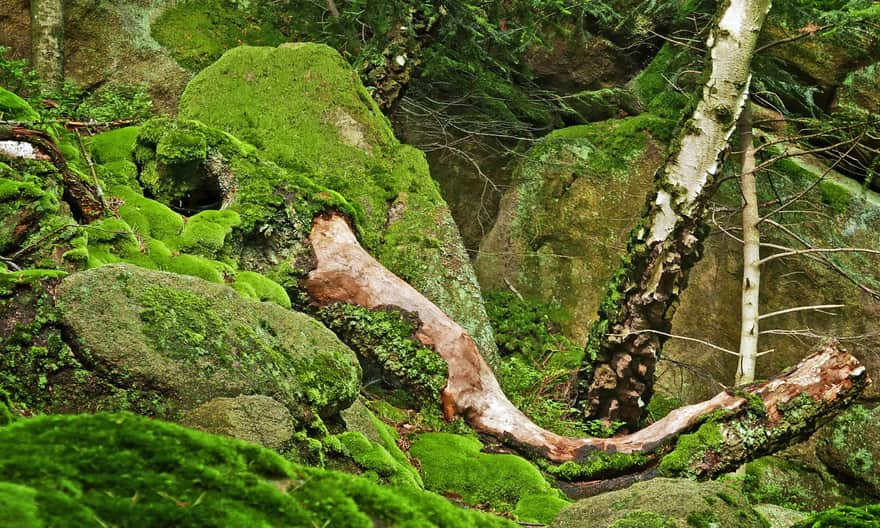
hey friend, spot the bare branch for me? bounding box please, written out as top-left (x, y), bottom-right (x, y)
top-left (758, 304), bottom-right (845, 320)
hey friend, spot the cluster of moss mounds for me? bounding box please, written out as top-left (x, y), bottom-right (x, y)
top-left (409, 432), bottom-right (570, 524)
top-left (791, 504), bottom-right (880, 528)
top-left (0, 410), bottom-right (516, 528)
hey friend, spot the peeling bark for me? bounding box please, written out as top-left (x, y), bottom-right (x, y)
top-left (305, 213), bottom-right (868, 468)
top-left (582, 0), bottom-right (774, 427)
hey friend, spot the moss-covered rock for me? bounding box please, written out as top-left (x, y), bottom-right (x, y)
top-left (753, 504), bottom-right (808, 528)
top-left (55, 264), bottom-right (361, 422)
top-left (743, 454), bottom-right (869, 511)
top-left (551, 478), bottom-right (766, 528)
top-left (409, 432), bottom-right (570, 524)
top-left (0, 87), bottom-right (39, 121)
top-left (176, 43), bottom-right (500, 369)
top-left (476, 114), bottom-right (671, 343)
top-left (816, 405), bottom-right (880, 497)
top-left (181, 395), bottom-right (294, 450)
top-left (0, 411), bottom-right (517, 527)
top-left (334, 398), bottom-right (423, 488)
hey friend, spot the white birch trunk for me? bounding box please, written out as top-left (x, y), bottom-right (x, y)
top-left (585, 0), bottom-right (774, 426)
top-left (737, 101), bottom-right (761, 385)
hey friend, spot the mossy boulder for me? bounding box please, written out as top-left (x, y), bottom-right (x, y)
top-left (181, 395), bottom-right (294, 450)
top-left (816, 405), bottom-right (880, 497)
top-left (55, 264), bottom-right (361, 422)
top-left (551, 478), bottom-right (766, 528)
top-left (476, 114), bottom-right (673, 343)
top-left (0, 87), bottom-right (39, 121)
top-left (176, 43), bottom-right (500, 369)
top-left (409, 432), bottom-right (570, 524)
top-left (0, 411), bottom-right (517, 527)
top-left (329, 397), bottom-right (424, 488)
top-left (791, 503), bottom-right (880, 528)
top-left (744, 454), bottom-right (869, 510)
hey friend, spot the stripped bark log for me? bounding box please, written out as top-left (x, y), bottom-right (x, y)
top-left (0, 125), bottom-right (104, 222)
top-left (582, 0), bottom-right (774, 427)
top-left (305, 213), bottom-right (869, 469)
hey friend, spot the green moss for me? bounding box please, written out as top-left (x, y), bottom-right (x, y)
top-left (658, 421), bottom-right (724, 477)
top-left (0, 482), bottom-right (42, 528)
top-left (156, 128), bottom-right (208, 165)
top-left (331, 431), bottom-right (422, 487)
top-left (176, 209), bottom-right (240, 257)
top-left (542, 451), bottom-right (649, 481)
top-left (151, 0), bottom-right (288, 71)
top-left (111, 184), bottom-right (184, 240)
top-left (646, 394), bottom-right (683, 422)
top-left (792, 504), bottom-right (880, 528)
top-left (317, 303), bottom-right (448, 401)
top-left (86, 126), bottom-right (141, 165)
top-left (0, 269), bottom-right (67, 292)
top-left (0, 412), bottom-right (517, 527)
top-left (410, 432), bottom-right (569, 523)
top-left (232, 271), bottom-right (290, 308)
top-left (0, 87), bottom-right (39, 121)
top-left (818, 180), bottom-right (852, 214)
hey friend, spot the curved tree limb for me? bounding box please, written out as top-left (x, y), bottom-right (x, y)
top-left (305, 213), bottom-right (869, 467)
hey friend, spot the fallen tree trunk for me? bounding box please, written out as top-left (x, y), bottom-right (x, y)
top-left (305, 213), bottom-right (870, 471)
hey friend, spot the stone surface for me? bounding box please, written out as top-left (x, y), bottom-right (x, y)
top-left (754, 504), bottom-right (808, 528)
top-left (56, 264), bottom-right (361, 421)
top-left (181, 395), bottom-right (294, 450)
top-left (0, 0), bottom-right (190, 114)
top-left (816, 405), bottom-right (880, 498)
top-left (476, 117), bottom-right (668, 344)
top-left (551, 478), bottom-right (765, 528)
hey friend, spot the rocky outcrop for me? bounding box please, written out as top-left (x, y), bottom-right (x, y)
top-left (182, 395), bottom-right (294, 450)
top-left (0, 0), bottom-right (190, 114)
top-left (476, 116), bottom-right (880, 402)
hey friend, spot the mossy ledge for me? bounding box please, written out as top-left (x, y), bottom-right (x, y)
top-left (0, 412), bottom-right (517, 527)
